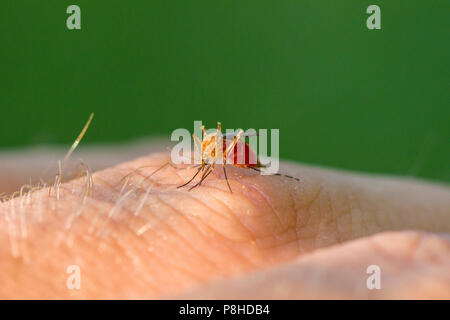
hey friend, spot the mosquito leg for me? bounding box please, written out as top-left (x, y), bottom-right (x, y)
top-left (248, 166), bottom-right (300, 181)
top-left (193, 134), bottom-right (202, 153)
top-left (139, 162), bottom-right (178, 186)
top-left (188, 164), bottom-right (212, 191)
top-left (116, 164), bottom-right (162, 188)
top-left (274, 173), bottom-right (300, 182)
top-left (223, 165), bottom-right (232, 193)
top-left (177, 164), bottom-right (205, 188)
top-left (117, 160), bottom-right (193, 189)
top-left (197, 164), bottom-right (212, 186)
top-left (224, 129), bottom-right (243, 161)
top-left (188, 167), bottom-right (213, 191)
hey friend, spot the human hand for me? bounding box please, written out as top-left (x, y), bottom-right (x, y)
top-left (0, 144), bottom-right (449, 299)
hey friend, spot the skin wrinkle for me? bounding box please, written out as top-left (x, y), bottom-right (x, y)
top-left (201, 190), bottom-right (258, 242)
top-left (99, 199), bottom-right (205, 296)
top-left (91, 202), bottom-right (135, 238)
top-left (165, 191), bottom-right (262, 268)
top-left (312, 191), bottom-right (324, 250)
top-left (101, 196), bottom-right (144, 238)
top-left (420, 236), bottom-right (450, 267)
top-left (192, 220), bottom-right (261, 271)
top-left (293, 203), bottom-right (301, 254)
top-left (286, 184), bottom-right (302, 255)
top-left (154, 194), bottom-right (221, 270)
top-left (112, 222), bottom-right (176, 291)
top-left (204, 174), bottom-right (322, 258)
top-left (96, 226), bottom-right (162, 294)
top-left (322, 186), bottom-right (352, 246)
top-left (333, 189), bottom-right (349, 244)
top-left (212, 185), bottom-right (273, 239)
top-left (183, 191), bottom-right (259, 255)
top-left (140, 238), bottom-right (204, 288)
top-left (402, 248), bottom-right (444, 292)
top-left (369, 234), bottom-right (416, 273)
top-left (297, 185), bottom-right (322, 229)
top-left (318, 189), bottom-right (335, 247)
top-left (401, 233), bottom-right (426, 267)
top-left (115, 256), bottom-right (161, 295)
top-left (371, 233), bottom-right (448, 297)
top-left (316, 189), bottom-right (331, 248)
top-left (293, 186), bottom-right (323, 253)
top-left (130, 196), bottom-right (175, 239)
top-left (82, 176), bottom-right (150, 235)
top-left (247, 191), bottom-right (293, 245)
top-left (348, 187), bottom-right (362, 239)
top-left (79, 197), bottom-right (121, 236)
top-left (331, 191), bottom-right (342, 244)
top-left (182, 188), bottom-right (246, 230)
top-left (382, 232), bottom-right (440, 269)
top-left (110, 251), bottom-right (167, 297)
top-left (374, 188), bottom-right (397, 233)
top-left (200, 175), bottom-right (236, 194)
top-left (156, 200), bottom-right (256, 278)
top-left (157, 192), bottom-right (218, 246)
top-left (354, 185), bottom-right (371, 239)
top-left (240, 179), bottom-right (285, 232)
top-left (368, 185), bottom-right (389, 234)
top-left (415, 236), bottom-right (445, 265)
top-left (206, 181), bottom-right (260, 215)
top-left (231, 181), bottom-right (298, 254)
top-left (181, 216), bottom-right (261, 272)
top-left (343, 185), bottom-right (353, 241)
top-left (407, 234), bottom-right (428, 266)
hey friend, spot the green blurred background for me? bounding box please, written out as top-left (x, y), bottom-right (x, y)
top-left (1, 1), bottom-right (449, 182)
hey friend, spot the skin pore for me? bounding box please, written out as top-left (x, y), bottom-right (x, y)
top-left (0, 151), bottom-right (449, 299)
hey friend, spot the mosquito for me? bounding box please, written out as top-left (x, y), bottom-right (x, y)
top-left (177, 122), bottom-right (299, 193)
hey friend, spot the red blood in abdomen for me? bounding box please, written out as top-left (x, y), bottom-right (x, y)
top-left (222, 139), bottom-right (258, 167)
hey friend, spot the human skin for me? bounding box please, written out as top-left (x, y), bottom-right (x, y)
top-left (0, 148), bottom-right (449, 299)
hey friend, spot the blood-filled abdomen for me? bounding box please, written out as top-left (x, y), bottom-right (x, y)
top-left (222, 139), bottom-right (261, 168)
